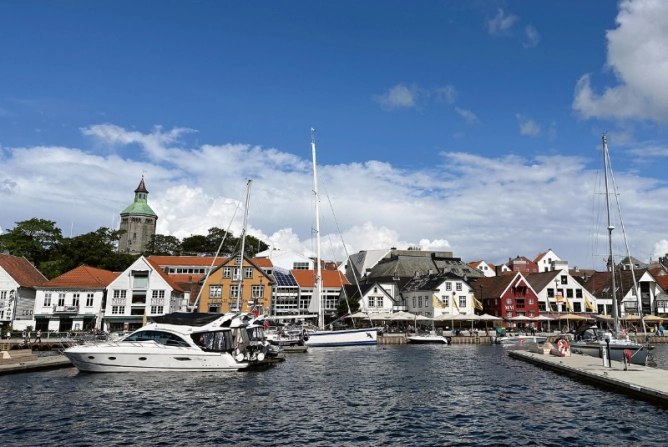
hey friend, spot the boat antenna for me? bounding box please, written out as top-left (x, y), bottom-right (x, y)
top-left (236, 179), bottom-right (252, 314)
top-left (602, 134), bottom-right (619, 336)
top-left (307, 128), bottom-right (324, 330)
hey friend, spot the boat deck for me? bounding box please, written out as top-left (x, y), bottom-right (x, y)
top-left (509, 350), bottom-right (668, 405)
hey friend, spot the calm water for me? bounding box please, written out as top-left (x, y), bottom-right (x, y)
top-left (3, 344), bottom-right (668, 447)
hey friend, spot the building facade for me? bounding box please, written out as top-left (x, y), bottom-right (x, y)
top-left (0, 254), bottom-right (47, 331)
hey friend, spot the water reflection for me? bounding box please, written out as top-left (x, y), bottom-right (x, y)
top-left (2, 344), bottom-right (667, 447)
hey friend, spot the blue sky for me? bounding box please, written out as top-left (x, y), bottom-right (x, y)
top-left (1, 1), bottom-right (667, 270)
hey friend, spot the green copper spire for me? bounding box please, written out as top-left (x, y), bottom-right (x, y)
top-left (120, 176), bottom-right (157, 216)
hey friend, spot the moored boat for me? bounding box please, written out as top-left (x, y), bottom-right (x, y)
top-left (64, 312), bottom-right (269, 372)
top-left (407, 333), bottom-right (450, 344)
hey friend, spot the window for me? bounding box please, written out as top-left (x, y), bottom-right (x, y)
top-left (377, 297), bottom-right (383, 308)
top-left (244, 267), bottom-right (253, 279)
top-left (58, 293), bottom-right (65, 306)
top-left (230, 285), bottom-right (240, 298)
top-left (152, 290), bottom-right (166, 305)
top-left (566, 289), bottom-right (573, 298)
top-left (369, 297), bottom-right (375, 307)
top-left (576, 289), bottom-right (583, 298)
top-left (445, 282), bottom-right (452, 291)
top-left (442, 296), bottom-right (449, 307)
top-left (573, 303), bottom-right (582, 313)
top-left (547, 288), bottom-right (554, 298)
top-left (560, 275), bottom-right (567, 285)
top-left (412, 297), bottom-right (416, 308)
top-left (456, 283), bottom-right (462, 291)
top-left (72, 293), bottom-right (80, 307)
top-left (538, 302), bottom-right (546, 311)
top-left (418, 296), bottom-right (423, 308)
top-left (112, 290), bottom-right (127, 305)
top-left (528, 311), bottom-right (535, 317)
top-left (506, 298), bottom-right (512, 305)
top-left (44, 293), bottom-right (52, 307)
top-left (0, 291), bottom-right (5, 300)
top-left (209, 285), bottom-right (222, 299)
top-left (528, 298), bottom-right (534, 305)
top-left (223, 267), bottom-right (231, 278)
top-left (373, 287), bottom-right (378, 293)
top-left (293, 262), bottom-right (309, 270)
top-left (459, 296), bottom-right (466, 308)
top-left (235, 255), bottom-right (242, 265)
top-left (150, 305), bottom-right (164, 315)
top-left (86, 293), bottom-right (94, 307)
top-left (111, 306), bottom-right (124, 315)
top-left (132, 272), bottom-right (149, 288)
top-left (132, 291), bottom-right (147, 305)
top-left (251, 285), bottom-right (264, 299)
top-left (516, 299), bottom-right (525, 309)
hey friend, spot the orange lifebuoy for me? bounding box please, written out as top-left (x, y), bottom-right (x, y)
top-left (558, 339), bottom-right (569, 356)
top-left (624, 349), bottom-right (632, 363)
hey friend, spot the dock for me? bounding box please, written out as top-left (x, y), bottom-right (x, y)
top-left (0, 352), bottom-right (73, 376)
top-left (509, 350), bottom-right (668, 404)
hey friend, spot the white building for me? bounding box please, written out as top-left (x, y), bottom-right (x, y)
top-left (0, 254), bottom-right (47, 331)
top-left (104, 256), bottom-right (184, 333)
top-left (533, 249), bottom-right (563, 273)
top-left (402, 273), bottom-right (478, 318)
top-left (340, 282), bottom-right (396, 314)
top-left (255, 248), bottom-right (313, 272)
top-left (525, 269), bottom-right (599, 315)
top-left (33, 265), bottom-right (119, 333)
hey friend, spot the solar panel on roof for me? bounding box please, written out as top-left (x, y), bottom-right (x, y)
top-left (274, 269), bottom-right (298, 287)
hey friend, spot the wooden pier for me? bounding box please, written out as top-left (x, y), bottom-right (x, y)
top-left (509, 350), bottom-right (668, 405)
top-left (0, 352), bottom-right (73, 375)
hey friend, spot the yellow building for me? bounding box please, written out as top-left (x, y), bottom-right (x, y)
top-left (199, 253), bottom-right (274, 314)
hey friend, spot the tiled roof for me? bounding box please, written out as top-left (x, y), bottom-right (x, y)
top-left (369, 256), bottom-right (483, 281)
top-left (253, 258), bottom-right (273, 268)
top-left (42, 266), bottom-right (119, 288)
top-left (165, 273), bottom-right (205, 284)
top-left (583, 271), bottom-right (611, 298)
top-left (467, 261), bottom-right (482, 268)
top-left (0, 254), bottom-right (47, 287)
top-left (146, 258), bottom-right (184, 293)
top-left (148, 256), bottom-right (228, 267)
top-left (291, 270), bottom-right (350, 288)
top-left (470, 274), bottom-right (520, 299)
top-left (524, 270), bottom-right (561, 293)
top-left (656, 276), bottom-right (668, 292)
top-left (533, 252), bottom-right (547, 263)
top-left (402, 271), bottom-right (465, 292)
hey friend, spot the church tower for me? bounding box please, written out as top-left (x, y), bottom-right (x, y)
top-left (118, 176), bottom-right (158, 254)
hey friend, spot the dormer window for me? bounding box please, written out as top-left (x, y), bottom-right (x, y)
top-left (235, 255), bottom-right (242, 265)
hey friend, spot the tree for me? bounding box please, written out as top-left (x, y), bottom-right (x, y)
top-left (243, 234), bottom-right (269, 257)
top-left (0, 218), bottom-right (63, 266)
top-left (206, 227), bottom-right (237, 255)
top-left (54, 227), bottom-right (136, 277)
top-left (145, 234), bottom-right (182, 256)
top-left (337, 296), bottom-right (360, 317)
top-left (181, 235), bottom-right (210, 255)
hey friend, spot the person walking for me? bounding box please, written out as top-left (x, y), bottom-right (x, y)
top-left (660, 324), bottom-right (665, 337)
top-left (35, 329), bottom-right (42, 343)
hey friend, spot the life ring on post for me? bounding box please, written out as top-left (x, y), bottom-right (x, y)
top-left (624, 349), bottom-right (632, 364)
top-left (557, 339), bottom-right (569, 356)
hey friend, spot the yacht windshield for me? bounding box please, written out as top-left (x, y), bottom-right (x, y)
top-left (194, 331), bottom-right (234, 352)
top-left (124, 330), bottom-right (190, 347)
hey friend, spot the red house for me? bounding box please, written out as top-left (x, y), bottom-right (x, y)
top-left (473, 272), bottom-right (540, 326)
top-left (506, 256), bottom-right (539, 274)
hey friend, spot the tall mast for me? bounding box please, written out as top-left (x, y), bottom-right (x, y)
top-left (236, 179), bottom-right (252, 313)
top-left (602, 135), bottom-right (619, 335)
top-left (311, 129), bottom-right (324, 330)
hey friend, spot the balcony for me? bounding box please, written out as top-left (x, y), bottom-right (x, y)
top-left (53, 305), bottom-right (79, 314)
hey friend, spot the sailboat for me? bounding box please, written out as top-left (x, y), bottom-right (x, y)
top-left (303, 129), bottom-right (378, 347)
top-left (570, 135), bottom-right (651, 366)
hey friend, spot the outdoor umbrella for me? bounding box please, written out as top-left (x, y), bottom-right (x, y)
top-left (345, 311), bottom-right (369, 319)
top-left (557, 314), bottom-right (586, 331)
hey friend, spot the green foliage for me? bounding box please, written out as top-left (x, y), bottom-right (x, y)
top-left (337, 297), bottom-right (360, 317)
top-left (181, 234), bottom-right (210, 254)
top-left (206, 227), bottom-right (236, 255)
top-left (243, 234), bottom-right (269, 257)
top-left (145, 234), bottom-right (182, 256)
top-left (0, 218), bottom-right (63, 266)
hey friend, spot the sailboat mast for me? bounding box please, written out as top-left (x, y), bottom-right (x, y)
top-left (311, 130), bottom-right (324, 330)
top-left (602, 135), bottom-right (619, 335)
top-left (236, 179), bottom-right (252, 313)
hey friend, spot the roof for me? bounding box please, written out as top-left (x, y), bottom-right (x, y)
top-left (470, 274), bottom-right (522, 299)
top-left (583, 271), bottom-right (612, 298)
top-left (533, 251), bottom-right (548, 264)
top-left (402, 271), bottom-right (467, 293)
top-left (41, 266), bottom-right (119, 289)
top-left (523, 270), bottom-right (561, 293)
top-left (149, 256), bottom-right (228, 267)
top-left (135, 177), bottom-right (148, 193)
top-left (291, 270), bottom-right (350, 288)
top-left (368, 256), bottom-right (483, 281)
top-left (0, 254), bottom-right (47, 287)
top-left (121, 178), bottom-right (156, 216)
top-left (656, 276), bottom-right (668, 292)
top-left (146, 258), bottom-right (184, 293)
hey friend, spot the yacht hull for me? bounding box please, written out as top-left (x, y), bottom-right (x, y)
top-left (407, 335), bottom-right (449, 344)
top-left (304, 328), bottom-right (377, 347)
top-left (496, 336), bottom-right (547, 345)
top-left (570, 341), bottom-right (648, 366)
top-left (64, 343), bottom-right (247, 372)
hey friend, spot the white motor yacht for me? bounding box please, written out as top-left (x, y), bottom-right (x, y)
top-left (64, 312), bottom-right (271, 372)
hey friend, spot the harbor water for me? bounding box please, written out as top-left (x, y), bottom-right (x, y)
top-left (3, 344), bottom-right (668, 447)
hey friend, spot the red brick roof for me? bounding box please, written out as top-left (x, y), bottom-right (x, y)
top-left (253, 258), bottom-right (273, 268)
top-left (0, 254), bottom-right (47, 287)
top-left (291, 270), bottom-right (350, 288)
top-left (42, 266), bottom-right (119, 288)
top-left (655, 276), bottom-right (668, 292)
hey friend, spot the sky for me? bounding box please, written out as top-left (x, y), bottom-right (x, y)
top-left (1, 0), bottom-right (667, 271)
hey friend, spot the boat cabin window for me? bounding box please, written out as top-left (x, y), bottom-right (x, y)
top-left (194, 331), bottom-right (233, 352)
top-left (124, 330), bottom-right (190, 347)
top-left (247, 326), bottom-right (265, 341)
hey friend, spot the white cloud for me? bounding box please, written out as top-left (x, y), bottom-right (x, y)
top-left (652, 240), bottom-right (668, 260)
top-left (2, 123), bottom-right (667, 270)
top-left (487, 9), bottom-right (519, 36)
top-left (455, 107), bottom-right (479, 124)
top-left (573, 0), bottom-right (668, 122)
top-left (373, 84), bottom-right (419, 110)
top-left (435, 85), bottom-right (457, 103)
top-left (516, 114), bottom-right (541, 136)
top-left (523, 25), bottom-right (541, 48)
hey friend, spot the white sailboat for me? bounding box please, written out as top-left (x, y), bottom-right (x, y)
top-left (570, 135), bottom-right (651, 366)
top-left (304, 129), bottom-right (378, 347)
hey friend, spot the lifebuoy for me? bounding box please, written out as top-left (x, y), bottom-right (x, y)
top-left (557, 339), bottom-right (569, 356)
top-left (624, 349), bottom-right (632, 363)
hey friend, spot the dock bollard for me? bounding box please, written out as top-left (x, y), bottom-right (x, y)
top-left (601, 343), bottom-right (608, 367)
